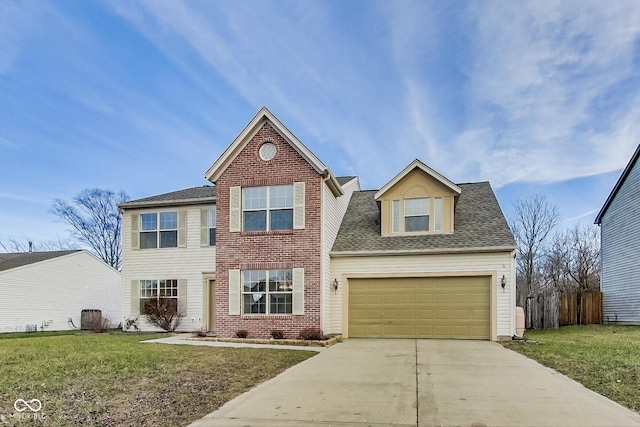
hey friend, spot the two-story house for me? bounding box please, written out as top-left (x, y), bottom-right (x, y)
top-left (120, 108), bottom-right (516, 340)
top-left (595, 143), bottom-right (640, 324)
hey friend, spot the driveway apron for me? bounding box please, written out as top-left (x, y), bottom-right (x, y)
top-left (189, 339), bottom-right (640, 427)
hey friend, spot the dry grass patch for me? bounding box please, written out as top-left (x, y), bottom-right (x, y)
top-left (504, 325), bottom-right (640, 413)
top-left (0, 331), bottom-right (315, 426)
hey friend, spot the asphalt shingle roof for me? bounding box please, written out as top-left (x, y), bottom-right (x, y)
top-left (0, 250), bottom-right (81, 272)
top-left (336, 176), bottom-right (357, 185)
top-left (332, 182), bottom-right (516, 254)
top-left (119, 186), bottom-right (216, 209)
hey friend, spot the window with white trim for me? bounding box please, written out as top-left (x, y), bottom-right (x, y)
top-left (242, 269), bottom-right (293, 314)
top-left (139, 279), bottom-right (178, 314)
top-left (140, 212), bottom-right (178, 248)
top-left (404, 198), bottom-right (429, 232)
top-left (243, 185), bottom-right (293, 231)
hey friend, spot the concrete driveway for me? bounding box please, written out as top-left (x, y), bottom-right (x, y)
top-left (189, 339), bottom-right (640, 427)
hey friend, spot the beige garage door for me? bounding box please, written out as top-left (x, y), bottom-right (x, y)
top-left (348, 276), bottom-right (490, 339)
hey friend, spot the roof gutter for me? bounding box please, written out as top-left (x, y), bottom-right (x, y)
top-left (330, 246), bottom-right (517, 258)
top-left (323, 169), bottom-right (344, 197)
top-left (118, 197), bottom-right (217, 210)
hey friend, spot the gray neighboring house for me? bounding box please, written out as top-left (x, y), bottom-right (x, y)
top-left (595, 144), bottom-right (640, 324)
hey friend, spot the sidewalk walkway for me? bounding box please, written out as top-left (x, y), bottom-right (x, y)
top-left (142, 334), bottom-right (325, 352)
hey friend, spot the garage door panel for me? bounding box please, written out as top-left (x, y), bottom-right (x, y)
top-left (417, 310), bottom-right (433, 320)
top-left (400, 309), bottom-right (416, 320)
top-left (349, 276), bottom-right (490, 339)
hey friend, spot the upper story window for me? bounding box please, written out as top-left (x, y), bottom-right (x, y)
top-left (140, 212), bottom-right (178, 248)
top-left (201, 207), bottom-right (216, 246)
top-left (404, 198), bottom-right (429, 232)
top-left (242, 185), bottom-right (293, 231)
top-left (391, 197), bottom-right (443, 234)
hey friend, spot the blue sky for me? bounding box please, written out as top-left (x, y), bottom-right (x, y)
top-left (1, 1), bottom-right (639, 246)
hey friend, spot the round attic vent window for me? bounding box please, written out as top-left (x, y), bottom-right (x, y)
top-left (259, 142), bottom-right (277, 161)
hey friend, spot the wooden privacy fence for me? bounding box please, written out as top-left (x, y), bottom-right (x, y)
top-left (559, 291), bottom-right (602, 326)
top-left (526, 290), bottom-right (559, 330)
top-left (526, 290), bottom-right (602, 330)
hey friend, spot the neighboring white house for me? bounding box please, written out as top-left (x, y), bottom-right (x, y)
top-left (0, 250), bottom-right (122, 333)
top-left (595, 143), bottom-right (640, 324)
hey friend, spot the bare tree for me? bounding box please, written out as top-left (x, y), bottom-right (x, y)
top-left (0, 237), bottom-right (77, 253)
top-left (541, 225), bottom-right (600, 293)
top-left (561, 224), bottom-right (600, 292)
top-left (542, 233), bottom-right (571, 291)
top-left (510, 194), bottom-right (561, 308)
top-left (51, 189), bottom-right (129, 269)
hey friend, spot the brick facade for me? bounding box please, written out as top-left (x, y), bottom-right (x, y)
top-left (215, 122), bottom-right (323, 338)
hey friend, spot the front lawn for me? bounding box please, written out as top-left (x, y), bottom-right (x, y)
top-left (504, 325), bottom-right (640, 413)
top-left (0, 332), bottom-right (315, 426)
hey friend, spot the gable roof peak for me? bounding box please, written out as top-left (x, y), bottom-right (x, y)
top-left (374, 159), bottom-right (461, 200)
top-left (595, 142), bottom-right (640, 224)
top-left (204, 107), bottom-right (343, 196)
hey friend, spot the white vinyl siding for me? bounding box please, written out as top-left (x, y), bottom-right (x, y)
top-left (122, 206), bottom-right (216, 332)
top-left (321, 178), bottom-right (360, 332)
top-left (600, 157), bottom-right (640, 324)
top-left (330, 251), bottom-right (515, 339)
top-left (0, 251), bottom-right (122, 333)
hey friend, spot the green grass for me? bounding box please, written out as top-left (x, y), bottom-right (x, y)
top-left (0, 331), bottom-right (316, 426)
top-left (504, 325), bottom-right (640, 413)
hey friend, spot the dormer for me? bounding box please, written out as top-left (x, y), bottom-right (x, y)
top-left (375, 160), bottom-right (461, 236)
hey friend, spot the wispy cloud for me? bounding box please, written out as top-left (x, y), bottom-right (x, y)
top-left (566, 208), bottom-right (600, 223)
top-left (458, 1), bottom-right (640, 186)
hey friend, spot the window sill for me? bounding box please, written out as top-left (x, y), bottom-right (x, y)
top-left (240, 230), bottom-right (295, 236)
top-left (240, 315), bottom-right (295, 319)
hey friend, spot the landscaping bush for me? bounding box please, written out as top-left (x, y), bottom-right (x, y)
top-left (270, 329), bottom-right (285, 339)
top-left (85, 312), bottom-right (112, 333)
top-left (297, 328), bottom-right (325, 341)
top-left (235, 329), bottom-right (249, 338)
top-left (142, 298), bottom-right (183, 332)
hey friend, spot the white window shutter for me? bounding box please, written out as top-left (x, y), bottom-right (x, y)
top-left (292, 268), bottom-right (304, 315)
top-left (130, 280), bottom-right (140, 315)
top-left (130, 213), bottom-right (139, 250)
top-left (229, 187), bottom-right (241, 232)
top-left (178, 210), bottom-right (187, 247)
top-left (293, 182), bottom-right (305, 229)
top-left (200, 209), bottom-right (209, 246)
top-left (228, 269), bottom-right (241, 315)
top-left (178, 279), bottom-right (187, 315)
